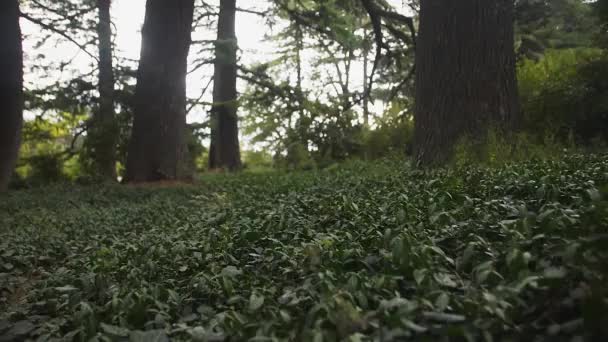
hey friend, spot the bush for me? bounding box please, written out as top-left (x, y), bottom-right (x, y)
top-left (518, 48), bottom-right (608, 144)
top-left (285, 141), bottom-right (317, 170)
top-left (453, 129), bottom-right (578, 168)
top-left (362, 121), bottom-right (413, 160)
top-left (361, 101), bottom-right (414, 160)
top-left (242, 149), bottom-right (274, 172)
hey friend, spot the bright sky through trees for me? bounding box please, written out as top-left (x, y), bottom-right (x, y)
top-left (21, 0), bottom-right (407, 126)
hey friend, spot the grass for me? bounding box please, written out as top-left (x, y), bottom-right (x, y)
top-left (1, 155), bottom-right (607, 341)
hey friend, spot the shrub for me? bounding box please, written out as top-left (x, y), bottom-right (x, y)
top-left (453, 129), bottom-right (578, 168)
top-left (361, 101), bottom-right (414, 160)
top-left (242, 149), bottom-right (274, 172)
top-left (518, 48), bottom-right (608, 144)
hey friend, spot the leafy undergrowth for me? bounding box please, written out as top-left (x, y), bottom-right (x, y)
top-left (1, 155), bottom-right (608, 341)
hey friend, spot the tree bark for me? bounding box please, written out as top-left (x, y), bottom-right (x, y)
top-left (0, 0), bottom-right (23, 191)
top-left (90, 0), bottom-right (117, 179)
top-left (295, 23), bottom-right (304, 121)
top-left (413, 0), bottom-right (520, 166)
top-left (209, 0), bottom-right (242, 171)
top-left (126, 0), bottom-right (195, 182)
top-left (362, 28), bottom-right (370, 128)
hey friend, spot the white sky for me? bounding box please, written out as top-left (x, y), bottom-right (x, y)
top-left (114, 0), bottom-right (273, 63)
top-left (21, 0), bottom-right (408, 135)
top-left (22, 0), bottom-right (275, 124)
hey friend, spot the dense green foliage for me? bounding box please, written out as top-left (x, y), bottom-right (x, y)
top-left (1, 155), bottom-right (607, 340)
top-left (515, 0), bottom-right (599, 59)
top-left (518, 48), bottom-right (608, 144)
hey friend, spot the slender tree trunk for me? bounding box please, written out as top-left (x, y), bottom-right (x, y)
top-left (413, 0), bottom-right (520, 166)
top-left (343, 48), bottom-right (353, 110)
top-left (0, 0), bottom-right (23, 191)
top-left (362, 28), bottom-right (370, 127)
top-left (125, 0), bottom-right (195, 182)
top-left (209, 0), bottom-right (241, 171)
top-left (90, 0), bottom-right (117, 179)
top-left (295, 23), bottom-right (304, 121)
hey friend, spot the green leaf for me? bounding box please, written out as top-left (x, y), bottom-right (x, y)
top-left (413, 269), bottom-right (427, 285)
top-left (402, 319), bottom-right (427, 333)
top-left (435, 292), bottom-right (450, 311)
top-left (422, 312), bottom-right (466, 323)
top-left (280, 310), bottom-right (291, 322)
top-left (249, 293), bottom-right (265, 311)
top-left (543, 267), bottom-right (567, 279)
top-left (100, 323), bottom-right (129, 337)
top-left (54, 285), bottom-right (78, 293)
top-left (129, 330), bottom-right (169, 342)
top-left (434, 273), bottom-right (458, 288)
top-left (220, 266), bottom-right (242, 278)
top-left (189, 326), bottom-right (225, 342)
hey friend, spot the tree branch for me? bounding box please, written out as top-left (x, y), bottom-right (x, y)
top-left (236, 7), bottom-right (268, 17)
top-left (187, 76), bottom-right (214, 114)
top-left (20, 11), bottom-right (99, 62)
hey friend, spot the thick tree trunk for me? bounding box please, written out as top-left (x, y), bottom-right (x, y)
top-left (209, 0), bottom-right (241, 171)
top-left (90, 0), bottom-right (117, 179)
top-left (125, 0), bottom-right (195, 182)
top-left (413, 0), bottom-right (520, 166)
top-left (0, 0), bottom-right (23, 191)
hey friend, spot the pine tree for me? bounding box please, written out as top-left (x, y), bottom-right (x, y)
top-left (414, 0), bottom-right (520, 166)
top-left (0, 0), bottom-right (24, 191)
top-left (126, 0), bottom-right (195, 182)
top-left (209, 0), bottom-right (242, 171)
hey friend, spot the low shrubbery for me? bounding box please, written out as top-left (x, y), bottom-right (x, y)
top-left (518, 48), bottom-right (608, 144)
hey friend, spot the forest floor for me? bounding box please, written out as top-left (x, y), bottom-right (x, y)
top-left (1, 155), bottom-right (608, 341)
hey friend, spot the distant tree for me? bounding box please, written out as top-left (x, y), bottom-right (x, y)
top-left (0, 0), bottom-right (23, 191)
top-left (241, 0), bottom-right (416, 164)
top-left (87, 0), bottom-right (118, 179)
top-left (599, 0), bottom-right (608, 20)
top-left (413, 0), bottom-right (520, 166)
top-left (515, 0), bottom-right (599, 60)
top-left (209, 0), bottom-right (242, 171)
top-left (126, 0), bottom-right (195, 182)
top-left (595, 0), bottom-right (608, 46)
top-left (20, 0), bottom-right (120, 179)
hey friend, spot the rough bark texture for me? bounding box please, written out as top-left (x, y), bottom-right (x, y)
top-left (209, 0), bottom-right (242, 171)
top-left (91, 0), bottom-right (117, 179)
top-left (126, 0), bottom-right (195, 182)
top-left (413, 0), bottom-right (520, 166)
top-left (0, 0), bottom-right (23, 191)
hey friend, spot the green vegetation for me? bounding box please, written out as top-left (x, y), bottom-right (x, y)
top-left (2, 1), bottom-right (608, 340)
top-left (518, 48), bottom-right (608, 144)
top-left (2, 155), bottom-right (607, 340)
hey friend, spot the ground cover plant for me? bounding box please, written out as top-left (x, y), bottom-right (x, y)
top-left (1, 154), bottom-right (608, 341)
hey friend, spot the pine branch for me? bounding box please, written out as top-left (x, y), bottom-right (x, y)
top-left (20, 11), bottom-right (99, 62)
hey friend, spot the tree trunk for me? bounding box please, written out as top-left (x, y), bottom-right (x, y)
top-left (362, 28), bottom-right (370, 128)
top-left (89, 0), bottom-right (117, 180)
top-left (413, 0), bottom-right (520, 166)
top-left (295, 23), bottom-right (304, 121)
top-left (125, 0), bottom-right (195, 182)
top-left (0, 0), bottom-right (23, 191)
top-left (209, 0), bottom-right (241, 171)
